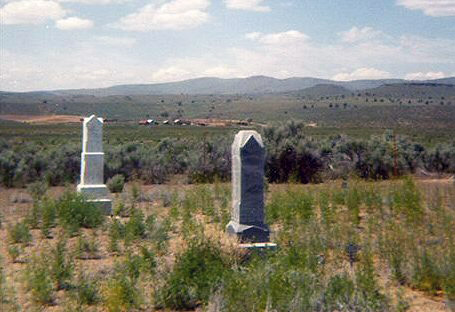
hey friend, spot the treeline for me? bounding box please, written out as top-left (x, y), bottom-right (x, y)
top-left (1, 121), bottom-right (455, 187)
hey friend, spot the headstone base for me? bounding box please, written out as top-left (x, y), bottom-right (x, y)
top-left (77, 184), bottom-right (109, 197)
top-left (77, 184), bottom-right (112, 215)
top-left (239, 242), bottom-right (277, 250)
top-left (88, 199), bottom-right (112, 215)
top-left (226, 221), bottom-right (270, 243)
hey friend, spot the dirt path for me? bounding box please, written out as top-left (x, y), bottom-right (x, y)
top-left (0, 114), bottom-right (82, 124)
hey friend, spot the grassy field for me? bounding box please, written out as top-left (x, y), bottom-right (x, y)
top-left (1, 178), bottom-right (455, 311)
top-left (1, 119), bottom-right (455, 147)
top-left (1, 87), bottom-right (455, 129)
top-left (0, 121), bottom-right (243, 145)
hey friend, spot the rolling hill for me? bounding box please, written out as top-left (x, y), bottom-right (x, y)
top-left (2, 75), bottom-right (454, 97)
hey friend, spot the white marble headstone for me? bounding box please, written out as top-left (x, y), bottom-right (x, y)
top-left (77, 115), bottom-right (112, 214)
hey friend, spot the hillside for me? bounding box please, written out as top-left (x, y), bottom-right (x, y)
top-left (285, 84), bottom-right (352, 97)
top-left (366, 83), bottom-right (455, 98)
top-left (1, 80), bottom-right (455, 128)
top-left (52, 76), bottom-right (414, 96)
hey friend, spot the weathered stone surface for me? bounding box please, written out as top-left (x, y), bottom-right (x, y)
top-left (227, 131), bottom-right (269, 243)
top-left (77, 115), bottom-right (112, 214)
top-left (80, 153), bottom-right (104, 185)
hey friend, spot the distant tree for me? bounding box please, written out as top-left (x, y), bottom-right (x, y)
top-left (160, 112), bottom-right (169, 118)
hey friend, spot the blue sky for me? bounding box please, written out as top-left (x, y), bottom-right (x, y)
top-left (1, 0), bottom-right (455, 91)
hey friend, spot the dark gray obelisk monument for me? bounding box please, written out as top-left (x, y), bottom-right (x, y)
top-left (226, 130), bottom-right (270, 243)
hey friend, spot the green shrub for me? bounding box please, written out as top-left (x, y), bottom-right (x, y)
top-left (155, 240), bottom-right (230, 309)
top-left (411, 250), bottom-right (442, 294)
top-left (130, 183), bottom-right (140, 203)
top-left (346, 187), bottom-right (361, 226)
top-left (113, 200), bottom-right (127, 217)
top-left (108, 219), bottom-right (125, 253)
top-left (139, 246), bottom-right (157, 276)
top-left (0, 257), bottom-right (5, 306)
top-left (73, 272), bottom-right (99, 306)
top-left (355, 249), bottom-right (388, 310)
top-left (76, 234), bottom-right (99, 259)
top-left (267, 190), bottom-right (314, 226)
top-left (323, 274), bottom-right (355, 311)
top-left (41, 197), bottom-right (57, 238)
top-left (104, 270), bottom-right (141, 312)
top-left (125, 208), bottom-right (146, 241)
top-left (25, 202), bottom-right (41, 229)
top-left (319, 191), bottom-right (333, 225)
top-left (8, 246), bottom-right (22, 263)
top-left (8, 221), bottom-right (32, 244)
top-left (56, 191), bottom-right (104, 234)
top-left (24, 254), bottom-right (54, 305)
top-left (147, 216), bottom-right (170, 253)
top-left (50, 237), bottom-right (73, 290)
top-left (27, 181), bottom-right (48, 201)
top-left (107, 174), bottom-right (125, 193)
top-left (392, 177), bottom-right (423, 222)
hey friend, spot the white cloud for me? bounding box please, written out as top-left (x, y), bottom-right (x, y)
top-left (405, 71), bottom-right (447, 80)
top-left (2, 26), bottom-right (455, 91)
top-left (397, 0), bottom-right (455, 16)
top-left (246, 30), bottom-right (308, 45)
top-left (224, 0), bottom-right (270, 12)
top-left (115, 0), bottom-right (210, 31)
top-left (0, 0), bottom-right (65, 25)
top-left (332, 68), bottom-right (391, 81)
top-left (58, 0), bottom-right (127, 4)
top-left (94, 36), bottom-right (136, 47)
top-left (151, 66), bottom-right (192, 82)
top-left (339, 26), bottom-right (383, 43)
top-left (55, 17), bottom-right (93, 29)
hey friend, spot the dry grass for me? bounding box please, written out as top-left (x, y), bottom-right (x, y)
top-left (0, 180), bottom-right (454, 311)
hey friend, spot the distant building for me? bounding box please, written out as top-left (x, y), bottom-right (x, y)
top-left (139, 119), bottom-right (157, 125)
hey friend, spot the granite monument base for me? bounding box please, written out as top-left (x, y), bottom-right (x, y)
top-left (77, 184), bottom-right (112, 215)
top-left (226, 221), bottom-right (270, 243)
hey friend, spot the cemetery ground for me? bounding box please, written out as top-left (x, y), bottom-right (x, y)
top-left (1, 178), bottom-right (455, 311)
top-left (2, 120), bottom-right (455, 311)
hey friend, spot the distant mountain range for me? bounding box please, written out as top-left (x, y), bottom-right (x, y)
top-left (4, 75), bottom-right (453, 97)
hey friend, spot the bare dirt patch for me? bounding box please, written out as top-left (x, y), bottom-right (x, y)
top-left (0, 114), bottom-right (82, 124)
